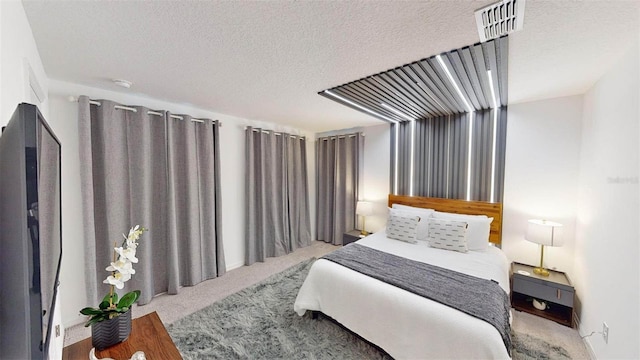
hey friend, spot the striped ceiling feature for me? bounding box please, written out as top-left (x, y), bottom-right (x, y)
top-left (320, 36), bottom-right (508, 123)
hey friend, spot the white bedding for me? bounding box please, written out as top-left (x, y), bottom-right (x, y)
top-left (294, 230), bottom-right (512, 359)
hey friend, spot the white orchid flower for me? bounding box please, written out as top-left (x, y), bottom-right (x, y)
top-left (115, 246), bottom-right (138, 263)
top-left (106, 258), bottom-right (136, 275)
top-left (126, 238), bottom-right (138, 250)
top-left (103, 271), bottom-right (131, 289)
top-left (124, 225), bottom-right (143, 248)
top-left (128, 225), bottom-right (142, 240)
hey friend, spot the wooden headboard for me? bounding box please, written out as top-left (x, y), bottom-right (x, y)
top-left (388, 194), bottom-right (503, 246)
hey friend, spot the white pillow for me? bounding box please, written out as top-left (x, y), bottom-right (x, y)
top-left (427, 218), bottom-right (469, 253)
top-left (432, 211), bottom-right (493, 251)
top-left (386, 210), bottom-right (420, 244)
top-left (390, 205), bottom-right (435, 241)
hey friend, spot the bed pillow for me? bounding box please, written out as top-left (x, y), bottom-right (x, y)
top-left (427, 218), bottom-right (469, 253)
top-left (386, 210), bottom-right (421, 244)
top-left (432, 211), bottom-right (493, 251)
top-left (390, 205), bottom-right (435, 241)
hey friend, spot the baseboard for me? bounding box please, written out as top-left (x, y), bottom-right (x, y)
top-left (65, 316), bottom-right (86, 329)
top-left (226, 261), bottom-right (245, 271)
top-left (573, 311), bottom-right (597, 360)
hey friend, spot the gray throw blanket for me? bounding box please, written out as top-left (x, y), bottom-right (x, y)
top-left (322, 244), bottom-right (512, 355)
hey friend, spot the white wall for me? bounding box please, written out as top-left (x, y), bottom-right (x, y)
top-left (0, 2), bottom-right (63, 358)
top-left (316, 123), bottom-right (391, 234)
top-left (0, 0), bottom-right (49, 123)
top-left (502, 96), bottom-right (583, 274)
top-left (47, 80), bottom-right (316, 330)
top-left (574, 43), bottom-right (639, 359)
top-left (359, 124), bottom-right (391, 232)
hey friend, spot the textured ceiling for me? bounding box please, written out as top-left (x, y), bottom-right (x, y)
top-left (22, 1), bottom-right (639, 132)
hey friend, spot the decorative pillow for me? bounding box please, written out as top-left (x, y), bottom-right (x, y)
top-left (427, 218), bottom-right (469, 253)
top-left (433, 211), bottom-right (493, 251)
top-left (386, 210), bottom-right (421, 244)
top-left (390, 205), bottom-right (435, 241)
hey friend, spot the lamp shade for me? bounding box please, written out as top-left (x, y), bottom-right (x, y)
top-left (525, 219), bottom-right (563, 247)
top-left (356, 201), bottom-right (373, 216)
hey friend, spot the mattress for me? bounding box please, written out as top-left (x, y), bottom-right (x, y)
top-left (293, 230), bottom-right (512, 359)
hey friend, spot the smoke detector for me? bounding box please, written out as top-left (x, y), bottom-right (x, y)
top-left (113, 79), bottom-right (132, 88)
top-left (475, 0), bottom-right (526, 42)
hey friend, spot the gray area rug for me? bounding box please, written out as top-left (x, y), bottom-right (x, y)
top-left (512, 332), bottom-right (571, 360)
top-left (168, 259), bottom-right (571, 359)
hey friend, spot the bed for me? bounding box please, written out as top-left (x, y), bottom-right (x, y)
top-left (294, 195), bottom-right (512, 359)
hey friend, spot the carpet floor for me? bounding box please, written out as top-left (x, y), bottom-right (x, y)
top-left (168, 259), bottom-right (572, 360)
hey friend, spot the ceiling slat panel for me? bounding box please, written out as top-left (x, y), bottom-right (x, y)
top-left (373, 74), bottom-right (427, 119)
top-left (341, 83), bottom-right (392, 114)
top-left (343, 82), bottom-right (396, 114)
top-left (497, 36), bottom-right (509, 106)
top-left (393, 68), bottom-right (441, 118)
top-left (385, 70), bottom-right (436, 118)
top-left (381, 75), bottom-right (431, 118)
top-left (427, 57), bottom-right (469, 113)
top-left (320, 37), bottom-right (508, 123)
top-left (418, 60), bottom-right (466, 113)
top-left (338, 85), bottom-right (388, 113)
top-left (361, 76), bottom-right (407, 108)
top-left (460, 48), bottom-right (489, 109)
top-left (333, 87), bottom-right (404, 122)
top-left (449, 51), bottom-right (482, 110)
top-left (482, 40), bottom-right (501, 108)
top-left (470, 44), bottom-right (492, 108)
top-left (359, 77), bottom-right (418, 117)
top-left (352, 80), bottom-right (421, 119)
top-left (398, 66), bottom-right (446, 116)
top-left (340, 89), bottom-right (406, 122)
top-left (318, 92), bottom-right (396, 123)
top-left (407, 64), bottom-right (457, 114)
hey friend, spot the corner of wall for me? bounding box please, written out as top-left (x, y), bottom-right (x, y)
top-left (502, 95), bottom-right (584, 274)
top-left (573, 41), bottom-right (639, 359)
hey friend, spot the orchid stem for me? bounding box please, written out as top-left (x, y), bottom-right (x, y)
top-left (109, 241), bottom-right (116, 308)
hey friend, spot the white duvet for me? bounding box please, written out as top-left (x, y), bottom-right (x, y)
top-left (294, 231), bottom-right (512, 359)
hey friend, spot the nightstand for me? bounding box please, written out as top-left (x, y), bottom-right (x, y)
top-left (510, 262), bottom-right (575, 327)
top-left (343, 230), bottom-right (367, 246)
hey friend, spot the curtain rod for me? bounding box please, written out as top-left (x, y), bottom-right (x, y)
top-left (68, 96), bottom-right (222, 126)
top-left (244, 126), bottom-right (306, 139)
top-left (317, 132), bottom-right (365, 140)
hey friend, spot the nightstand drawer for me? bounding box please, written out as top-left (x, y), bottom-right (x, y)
top-left (512, 277), bottom-right (574, 307)
top-left (343, 230), bottom-right (364, 246)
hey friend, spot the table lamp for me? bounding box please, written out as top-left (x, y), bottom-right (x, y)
top-left (525, 219), bottom-right (563, 276)
top-left (356, 201), bottom-right (373, 236)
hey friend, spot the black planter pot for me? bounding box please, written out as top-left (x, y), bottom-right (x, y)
top-left (91, 309), bottom-right (132, 350)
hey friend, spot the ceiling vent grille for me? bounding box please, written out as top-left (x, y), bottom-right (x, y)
top-left (475, 0), bottom-right (526, 42)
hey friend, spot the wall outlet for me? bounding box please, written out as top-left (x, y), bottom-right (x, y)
top-left (602, 322), bottom-right (609, 344)
top-left (55, 325), bottom-right (60, 337)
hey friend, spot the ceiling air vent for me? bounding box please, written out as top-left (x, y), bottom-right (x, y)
top-left (475, 0), bottom-right (526, 42)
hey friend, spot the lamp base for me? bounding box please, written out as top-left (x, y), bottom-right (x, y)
top-left (533, 267), bottom-right (550, 277)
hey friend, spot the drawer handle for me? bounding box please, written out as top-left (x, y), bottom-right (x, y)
top-left (557, 289), bottom-right (561, 299)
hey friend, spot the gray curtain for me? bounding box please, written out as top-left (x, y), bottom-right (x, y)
top-left (245, 127), bottom-right (311, 265)
top-left (316, 133), bottom-right (364, 245)
top-left (391, 107), bottom-right (507, 202)
top-left (78, 96), bottom-right (225, 306)
top-left (166, 113), bottom-right (225, 289)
